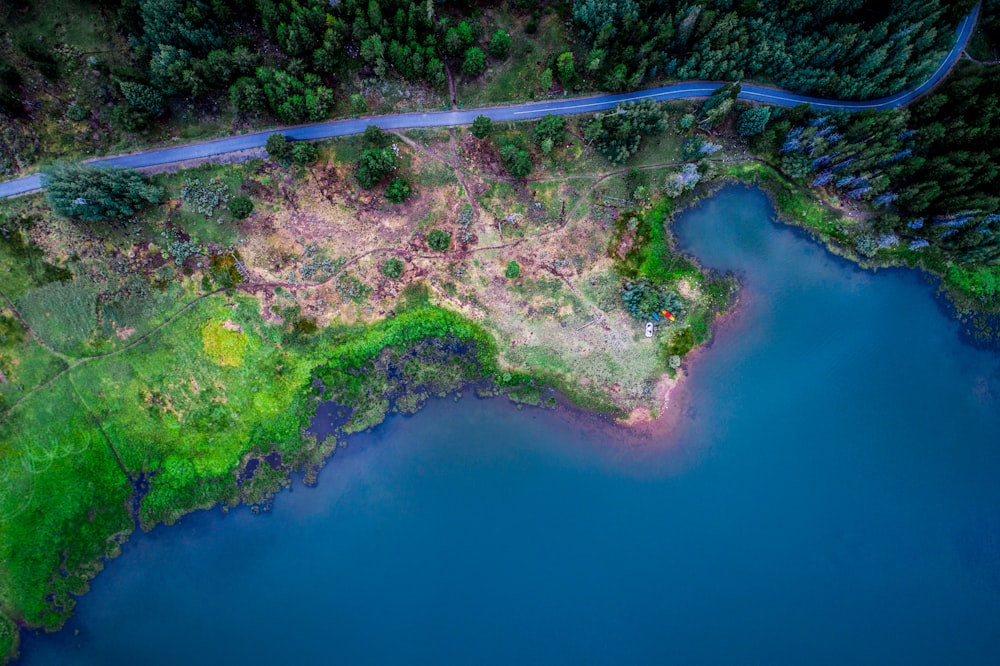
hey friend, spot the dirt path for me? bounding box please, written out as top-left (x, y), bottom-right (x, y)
top-left (964, 50), bottom-right (1000, 65)
top-left (445, 62), bottom-right (458, 109)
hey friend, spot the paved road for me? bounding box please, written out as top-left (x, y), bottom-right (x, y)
top-left (0, 4), bottom-right (979, 199)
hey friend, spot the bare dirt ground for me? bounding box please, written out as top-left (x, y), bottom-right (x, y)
top-left (226, 128), bottom-right (698, 418)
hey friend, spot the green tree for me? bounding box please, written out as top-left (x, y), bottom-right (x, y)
top-left (534, 114), bottom-right (565, 147)
top-left (118, 80), bottom-right (165, 115)
top-left (445, 21), bottom-right (475, 57)
top-left (489, 29), bottom-right (511, 59)
top-left (426, 229), bottom-right (451, 251)
top-left (700, 82), bottom-right (742, 128)
top-left (350, 93), bottom-right (368, 114)
top-left (364, 124), bottom-right (392, 148)
top-left (504, 260), bottom-right (521, 279)
top-left (737, 106), bottom-right (772, 137)
top-left (291, 142), bottom-right (319, 165)
top-left (229, 77), bottom-right (266, 113)
top-left (356, 147), bottom-right (398, 188)
top-left (265, 133), bottom-right (292, 162)
top-left (540, 67), bottom-right (553, 92)
top-left (587, 100), bottom-right (665, 164)
top-left (385, 178), bottom-right (412, 202)
top-left (381, 257), bottom-right (405, 279)
top-left (556, 52), bottom-right (577, 87)
top-left (42, 163), bottom-right (163, 222)
top-left (501, 144), bottom-right (532, 178)
top-left (228, 196), bottom-right (254, 219)
top-left (471, 115), bottom-right (493, 139)
top-left (463, 47), bottom-right (486, 77)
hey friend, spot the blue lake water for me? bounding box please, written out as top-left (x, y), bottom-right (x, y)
top-left (21, 187), bottom-right (1000, 664)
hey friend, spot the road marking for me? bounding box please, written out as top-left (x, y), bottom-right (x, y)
top-left (511, 88), bottom-right (719, 115)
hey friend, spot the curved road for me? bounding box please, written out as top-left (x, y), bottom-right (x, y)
top-left (0, 4), bottom-right (979, 199)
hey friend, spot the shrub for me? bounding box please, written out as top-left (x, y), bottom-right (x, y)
top-left (364, 124), bottom-right (392, 148)
top-left (110, 104), bottom-right (149, 131)
top-left (181, 178), bottom-right (231, 216)
top-left (350, 93), bottom-right (368, 114)
top-left (533, 114), bottom-right (565, 147)
top-left (229, 196), bottom-right (254, 219)
top-left (381, 257), bottom-right (405, 279)
top-left (471, 115), bottom-right (493, 139)
top-left (66, 104), bottom-right (88, 121)
top-left (504, 260), bottom-right (520, 279)
top-left (118, 80), bottom-right (165, 115)
top-left (426, 229), bottom-right (451, 251)
top-left (291, 142), bottom-right (318, 165)
top-left (489, 30), bottom-right (511, 59)
top-left (385, 178), bottom-right (412, 202)
top-left (265, 133), bottom-right (292, 162)
top-left (539, 67), bottom-right (553, 91)
top-left (556, 52), bottom-right (576, 87)
top-left (356, 147), bottom-right (397, 188)
top-left (621, 279), bottom-right (685, 321)
top-left (463, 47), bottom-right (487, 77)
top-left (500, 144), bottom-right (532, 178)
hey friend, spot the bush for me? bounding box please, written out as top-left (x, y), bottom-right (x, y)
top-left (500, 144), bottom-right (532, 178)
top-left (381, 257), bottom-right (405, 279)
top-left (118, 80), bottom-right (165, 115)
top-left (471, 115), bottom-right (493, 139)
top-left (356, 147), bottom-right (397, 188)
top-left (620, 279), bottom-right (685, 321)
top-left (350, 93), bottom-right (368, 114)
top-left (504, 260), bottom-right (520, 279)
top-left (291, 142), bottom-right (318, 165)
top-left (385, 178), bottom-right (412, 202)
top-left (533, 114), bottom-right (565, 147)
top-left (265, 133), bottom-right (292, 162)
top-left (66, 104), bottom-right (88, 121)
top-left (463, 47), bottom-right (487, 77)
top-left (426, 229), bottom-right (451, 251)
top-left (489, 30), bottom-right (511, 59)
top-left (110, 104), bottom-right (150, 132)
top-left (364, 124), bottom-right (392, 148)
top-left (228, 196), bottom-right (254, 219)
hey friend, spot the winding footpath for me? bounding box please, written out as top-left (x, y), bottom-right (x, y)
top-left (0, 4), bottom-right (980, 199)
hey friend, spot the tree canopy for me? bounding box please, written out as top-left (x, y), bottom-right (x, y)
top-left (42, 163), bottom-right (163, 222)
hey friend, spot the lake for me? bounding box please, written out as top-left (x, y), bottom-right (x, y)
top-left (21, 186), bottom-right (1000, 664)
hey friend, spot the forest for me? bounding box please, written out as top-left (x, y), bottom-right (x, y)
top-left (0, 0), bottom-right (982, 134)
top-left (0, 0), bottom-right (998, 303)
